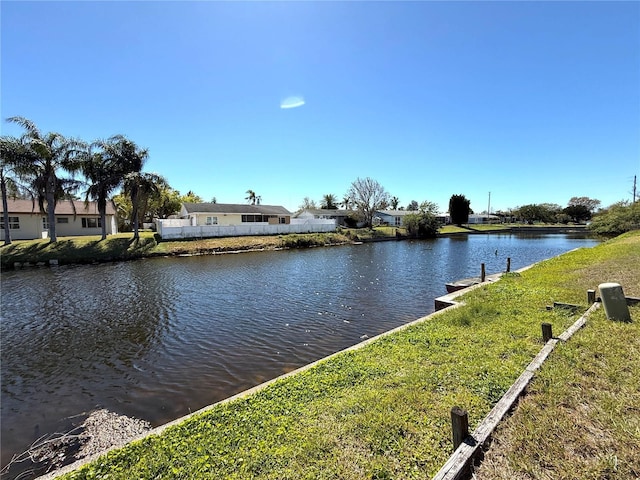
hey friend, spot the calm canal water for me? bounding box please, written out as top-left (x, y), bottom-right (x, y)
top-left (0, 232), bottom-right (599, 477)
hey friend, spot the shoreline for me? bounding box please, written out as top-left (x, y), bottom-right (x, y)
top-left (0, 225), bottom-right (589, 271)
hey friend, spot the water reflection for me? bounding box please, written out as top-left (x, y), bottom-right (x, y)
top-left (1, 233), bottom-right (599, 478)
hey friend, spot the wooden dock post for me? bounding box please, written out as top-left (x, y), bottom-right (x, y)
top-left (451, 406), bottom-right (469, 451)
top-left (542, 323), bottom-right (553, 342)
top-left (587, 289), bottom-right (596, 304)
top-left (481, 263), bottom-right (486, 282)
top-left (506, 257), bottom-right (511, 273)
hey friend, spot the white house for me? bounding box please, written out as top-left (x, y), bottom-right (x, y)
top-left (293, 209), bottom-right (354, 227)
top-left (0, 199), bottom-right (118, 240)
top-left (180, 202), bottom-right (293, 226)
top-left (156, 203), bottom-right (336, 240)
top-left (373, 210), bottom-right (417, 226)
top-left (467, 214), bottom-right (501, 224)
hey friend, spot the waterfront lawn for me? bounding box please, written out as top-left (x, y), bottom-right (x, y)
top-left (0, 232), bottom-right (352, 268)
top-left (62, 232), bottom-right (639, 479)
top-left (475, 303), bottom-right (640, 479)
top-left (0, 233), bottom-right (159, 267)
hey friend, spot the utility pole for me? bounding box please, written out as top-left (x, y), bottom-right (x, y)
top-left (488, 191), bottom-right (491, 216)
top-left (634, 175), bottom-right (637, 203)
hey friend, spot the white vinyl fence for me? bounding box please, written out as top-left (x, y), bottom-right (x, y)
top-left (156, 219), bottom-right (336, 240)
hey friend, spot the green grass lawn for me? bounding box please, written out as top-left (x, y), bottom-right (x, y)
top-left (475, 303), bottom-right (640, 479)
top-left (57, 232), bottom-right (639, 479)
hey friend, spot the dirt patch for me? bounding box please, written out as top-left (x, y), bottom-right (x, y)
top-left (2, 409), bottom-right (151, 480)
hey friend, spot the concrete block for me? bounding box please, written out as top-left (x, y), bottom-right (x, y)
top-left (598, 282), bottom-right (631, 322)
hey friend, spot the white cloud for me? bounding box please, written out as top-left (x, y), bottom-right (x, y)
top-left (280, 96), bottom-right (305, 109)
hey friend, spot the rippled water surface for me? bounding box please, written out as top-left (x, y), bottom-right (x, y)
top-left (1, 233), bottom-right (599, 476)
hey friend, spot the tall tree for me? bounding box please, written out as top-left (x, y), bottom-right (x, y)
top-left (403, 201), bottom-right (439, 238)
top-left (390, 196), bottom-right (400, 210)
top-left (6, 117), bottom-right (84, 242)
top-left (147, 182), bottom-right (180, 220)
top-left (0, 135), bottom-right (33, 245)
top-left (82, 138), bottom-right (127, 240)
top-left (340, 195), bottom-right (352, 210)
top-left (568, 196), bottom-right (601, 213)
top-left (320, 193), bottom-right (338, 210)
top-left (181, 190), bottom-right (203, 203)
top-left (406, 200), bottom-right (419, 211)
top-left (107, 135), bottom-right (151, 240)
top-left (347, 177), bottom-right (389, 228)
top-left (245, 189), bottom-right (261, 205)
top-left (124, 171), bottom-right (166, 238)
top-left (449, 194), bottom-right (471, 226)
top-left (299, 197), bottom-right (317, 211)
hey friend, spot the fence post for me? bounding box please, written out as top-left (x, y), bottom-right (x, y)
top-left (506, 257), bottom-right (511, 273)
top-left (451, 406), bottom-right (469, 451)
top-left (481, 263), bottom-right (486, 282)
top-left (587, 289), bottom-right (596, 304)
top-left (542, 323), bottom-right (553, 342)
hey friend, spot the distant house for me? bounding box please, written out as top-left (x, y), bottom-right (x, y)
top-left (0, 198), bottom-right (118, 240)
top-left (373, 210), bottom-right (418, 227)
top-left (375, 210), bottom-right (454, 226)
top-left (293, 209), bottom-right (353, 227)
top-left (156, 203), bottom-right (336, 239)
top-left (467, 214), bottom-right (501, 224)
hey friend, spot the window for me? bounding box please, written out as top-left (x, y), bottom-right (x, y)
top-left (81, 217), bottom-right (101, 228)
top-left (57, 217), bottom-right (69, 224)
top-left (279, 217), bottom-right (286, 224)
top-left (394, 217), bottom-right (402, 226)
top-left (205, 216), bottom-right (218, 225)
top-left (0, 216), bottom-right (20, 230)
top-left (42, 217), bottom-right (50, 230)
top-left (241, 214), bottom-right (263, 223)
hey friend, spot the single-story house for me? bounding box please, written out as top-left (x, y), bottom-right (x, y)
top-left (156, 203), bottom-right (337, 240)
top-left (373, 210), bottom-right (418, 227)
top-left (374, 210), bottom-right (454, 227)
top-left (467, 214), bottom-right (501, 224)
top-left (293, 209), bottom-right (353, 227)
top-left (180, 203), bottom-right (292, 226)
top-left (0, 198), bottom-right (118, 240)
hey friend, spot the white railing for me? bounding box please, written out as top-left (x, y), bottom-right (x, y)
top-left (156, 219), bottom-right (336, 240)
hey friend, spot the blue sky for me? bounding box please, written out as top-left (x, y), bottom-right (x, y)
top-left (2, 1), bottom-right (639, 214)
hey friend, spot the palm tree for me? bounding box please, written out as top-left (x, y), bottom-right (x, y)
top-left (341, 195), bottom-right (352, 210)
top-left (6, 117), bottom-right (84, 242)
top-left (81, 139), bottom-right (126, 240)
top-left (106, 136), bottom-right (150, 240)
top-left (390, 196), bottom-right (400, 210)
top-left (0, 135), bottom-right (33, 245)
top-left (321, 193), bottom-right (338, 210)
top-left (245, 189), bottom-right (261, 205)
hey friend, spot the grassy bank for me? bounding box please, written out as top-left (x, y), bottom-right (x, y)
top-left (53, 232), bottom-right (639, 479)
top-left (0, 231), bottom-right (353, 269)
top-left (475, 304), bottom-right (640, 479)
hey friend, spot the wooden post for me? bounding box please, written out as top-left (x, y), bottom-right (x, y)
top-left (542, 323), bottom-right (553, 342)
top-left (451, 406), bottom-right (469, 451)
top-left (587, 289), bottom-right (596, 304)
top-left (506, 257), bottom-right (511, 273)
top-left (481, 263), bottom-right (486, 282)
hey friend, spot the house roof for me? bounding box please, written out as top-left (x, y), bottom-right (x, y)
top-left (0, 198), bottom-right (116, 215)
top-left (293, 209), bottom-right (352, 217)
top-left (182, 203), bottom-right (292, 215)
top-left (375, 210), bottom-right (417, 217)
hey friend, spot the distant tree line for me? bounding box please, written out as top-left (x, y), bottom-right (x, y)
top-left (4, 116), bottom-right (634, 244)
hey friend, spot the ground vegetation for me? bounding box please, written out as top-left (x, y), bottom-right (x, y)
top-left (49, 232), bottom-right (639, 480)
